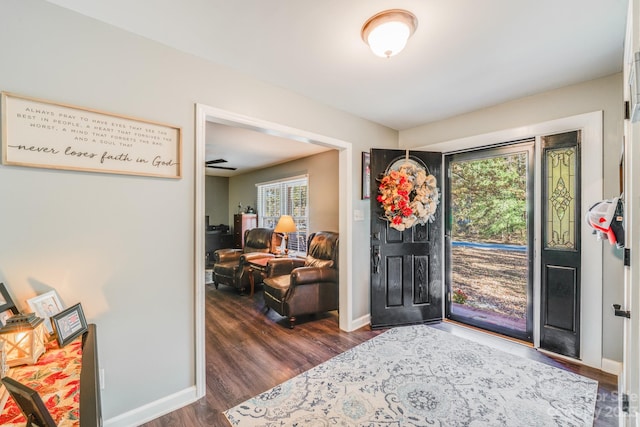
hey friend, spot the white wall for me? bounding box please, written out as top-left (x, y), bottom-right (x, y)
top-left (0, 0), bottom-right (397, 423)
top-left (400, 74), bottom-right (625, 362)
top-left (228, 150), bottom-right (339, 233)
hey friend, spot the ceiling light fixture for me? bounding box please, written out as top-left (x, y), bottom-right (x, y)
top-left (361, 9), bottom-right (418, 58)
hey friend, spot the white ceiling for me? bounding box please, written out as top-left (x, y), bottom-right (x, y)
top-left (46, 0), bottom-right (629, 174)
top-left (205, 122), bottom-right (331, 177)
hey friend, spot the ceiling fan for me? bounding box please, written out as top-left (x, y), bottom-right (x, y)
top-left (205, 158), bottom-right (237, 170)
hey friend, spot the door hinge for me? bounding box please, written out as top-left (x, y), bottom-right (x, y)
top-left (622, 393), bottom-right (630, 413)
top-left (625, 101), bottom-right (631, 121)
top-left (624, 248), bottom-right (631, 267)
top-left (613, 304), bottom-right (631, 319)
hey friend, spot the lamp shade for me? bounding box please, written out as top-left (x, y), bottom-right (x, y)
top-left (361, 9), bottom-right (418, 58)
top-left (0, 313), bottom-right (46, 366)
top-left (274, 215), bottom-right (297, 233)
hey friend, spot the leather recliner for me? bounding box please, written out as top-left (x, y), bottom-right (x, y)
top-left (212, 228), bottom-right (281, 293)
top-left (262, 231), bottom-right (338, 328)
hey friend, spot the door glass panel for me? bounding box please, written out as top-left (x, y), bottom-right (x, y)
top-left (448, 149), bottom-right (531, 339)
top-left (545, 147), bottom-right (577, 250)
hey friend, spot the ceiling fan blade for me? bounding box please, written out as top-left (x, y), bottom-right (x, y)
top-left (206, 165), bottom-right (237, 170)
top-left (205, 158), bottom-right (228, 165)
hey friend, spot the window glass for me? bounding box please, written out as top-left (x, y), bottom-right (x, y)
top-left (257, 176), bottom-right (308, 253)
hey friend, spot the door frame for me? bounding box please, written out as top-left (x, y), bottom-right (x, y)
top-left (413, 111), bottom-right (603, 368)
top-left (194, 103), bottom-right (355, 399)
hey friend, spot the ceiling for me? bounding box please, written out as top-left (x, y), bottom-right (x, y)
top-left (205, 122), bottom-right (331, 177)
top-left (46, 0), bottom-right (629, 175)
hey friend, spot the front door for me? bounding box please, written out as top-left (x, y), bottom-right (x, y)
top-left (370, 149), bottom-right (443, 328)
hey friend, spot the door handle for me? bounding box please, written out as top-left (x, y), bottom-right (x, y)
top-left (372, 246), bottom-right (380, 274)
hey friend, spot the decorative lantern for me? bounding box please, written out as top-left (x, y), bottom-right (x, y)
top-left (0, 313), bottom-right (46, 366)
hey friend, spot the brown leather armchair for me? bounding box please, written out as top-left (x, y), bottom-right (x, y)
top-left (212, 228), bottom-right (281, 293)
top-left (262, 231), bottom-right (339, 328)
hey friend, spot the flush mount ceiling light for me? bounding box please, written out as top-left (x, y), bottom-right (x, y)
top-left (361, 9), bottom-right (418, 58)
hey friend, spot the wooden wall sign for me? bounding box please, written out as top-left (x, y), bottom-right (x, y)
top-left (1, 92), bottom-right (182, 178)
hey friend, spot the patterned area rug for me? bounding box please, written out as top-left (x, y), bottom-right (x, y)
top-left (225, 325), bottom-right (598, 426)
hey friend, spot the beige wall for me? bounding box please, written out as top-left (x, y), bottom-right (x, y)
top-left (0, 0), bottom-right (626, 424)
top-left (0, 1), bottom-right (397, 423)
top-left (205, 175), bottom-right (229, 226)
top-left (400, 73), bottom-right (625, 362)
top-left (228, 150), bottom-right (339, 234)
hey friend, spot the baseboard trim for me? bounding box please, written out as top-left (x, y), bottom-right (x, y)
top-left (103, 386), bottom-right (197, 427)
top-left (601, 358), bottom-right (622, 376)
top-left (349, 314), bottom-right (371, 331)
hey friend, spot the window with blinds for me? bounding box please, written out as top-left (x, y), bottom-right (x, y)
top-left (256, 175), bottom-right (308, 254)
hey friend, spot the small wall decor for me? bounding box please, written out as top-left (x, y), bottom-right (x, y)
top-left (1, 92), bottom-right (182, 178)
top-left (51, 303), bottom-right (87, 347)
top-left (26, 290), bottom-right (64, 334)
top-left (362, 151), bottom-right (371, 199)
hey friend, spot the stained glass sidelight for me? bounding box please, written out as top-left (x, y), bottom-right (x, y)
top-left (545, 147), bottom-right (576, 249)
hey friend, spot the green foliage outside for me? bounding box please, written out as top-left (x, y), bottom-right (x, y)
top-left (451, 153), bottom-right (527, 245)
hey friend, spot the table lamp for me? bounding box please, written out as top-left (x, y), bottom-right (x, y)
top-left (0, 313), bottom-right (47, 366)
top-left (274, 215), bottom-right (297, 254)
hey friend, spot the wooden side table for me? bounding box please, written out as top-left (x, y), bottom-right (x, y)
top-left (247, 256), bottom-right (272, 296)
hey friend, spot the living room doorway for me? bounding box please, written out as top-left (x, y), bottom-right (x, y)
top-left (194, 103), bottom-right (355, 400)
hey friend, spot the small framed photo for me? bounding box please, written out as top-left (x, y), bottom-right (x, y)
top-left (0, 283), bottom-right (19, 326)
top-left (362, 151), bottom-right (371, 200)
top-left (51, 303), bottom-right (87, 347)
top-left (26, 290), bottom-right (64, 334)
top-left (1, 377), bottom-right (56, 427)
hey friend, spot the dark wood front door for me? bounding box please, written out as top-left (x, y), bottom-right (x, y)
top-left (370, 149), bottom-right (443, 329)
top-left (540, 131), bottom-right (581, 359)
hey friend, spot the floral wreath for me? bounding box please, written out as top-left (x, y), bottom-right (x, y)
top-left (376, 159), bottom-right (439, 231)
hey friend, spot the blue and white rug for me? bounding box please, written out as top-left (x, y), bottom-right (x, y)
top-left (224, 325), bottom-right (598, 426)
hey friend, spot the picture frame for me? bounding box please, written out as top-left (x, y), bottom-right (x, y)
top-left (0, 283), bottom-right (19, 326)
top-left (26, 290), bottom-right (64, 334)
top-left (2, 92), bottom-right (182, 179)
top-left (1, 377), bottom-right (57, 427)
top-left (51, 303), bottom-right (87, 347)
top-left (362, 151), bottom-right (371, 200)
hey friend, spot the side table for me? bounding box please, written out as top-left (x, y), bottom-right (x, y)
top-left (247, 256), bottom-right (272, 296)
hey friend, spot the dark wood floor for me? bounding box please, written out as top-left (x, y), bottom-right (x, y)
top-left (142, 284), bottom-right (618, 427)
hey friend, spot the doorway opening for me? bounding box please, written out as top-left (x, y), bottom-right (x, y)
top-left (445, 141), bottom-right (534, 342)
top-left (194, 103), bottom-right (355, 399)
